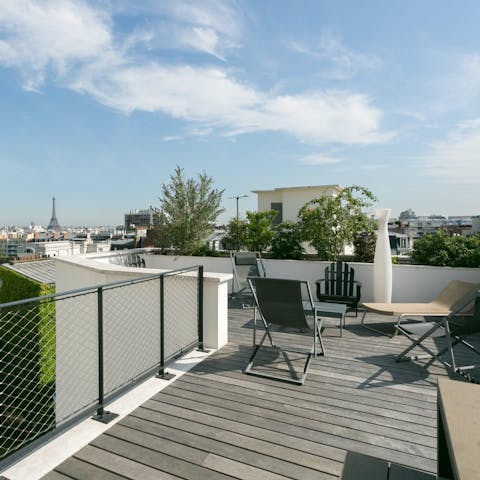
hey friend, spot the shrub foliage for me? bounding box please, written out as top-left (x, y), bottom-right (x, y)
top-left (412, 231), bottom-right (480, 267)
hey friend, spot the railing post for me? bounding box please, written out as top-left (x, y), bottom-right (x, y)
top-left (157, 274), bottom-right (175, 380)
top-left (196, 266), bottom-right (205, 352)
top-left (92, 287), bottom-right (118, 423)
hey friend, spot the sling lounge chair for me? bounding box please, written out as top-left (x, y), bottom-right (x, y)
top-left (395, 288), bottom-right (480, 380)
top-left (361, 280), bottom-right (480, 336)
top-left (230, 251), bottom-right (266, 305)
top-left (245, 277), bottom-right (325, 385)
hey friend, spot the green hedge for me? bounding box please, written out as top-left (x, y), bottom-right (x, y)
top-left (0, 266), bottom-right (56, 458)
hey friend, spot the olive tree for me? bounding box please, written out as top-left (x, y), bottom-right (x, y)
top-left (299, 185), bottom-right (377, 260)
top-left (243, 210), bottom-right (277, 252)
top-left (152, 166), bottom-right (224, 255)
top-left (222, 210), bottom-right (277, 252)
top-left (271, 221), bottom-right (304, 260)
top-left (221, 218), bottom-right (248, 251)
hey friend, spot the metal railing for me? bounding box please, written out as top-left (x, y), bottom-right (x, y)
top-left (0, 265), bottom-right (203, 463)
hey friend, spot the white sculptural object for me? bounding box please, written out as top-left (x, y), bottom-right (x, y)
top-left (373, 208), bottom-right (392, 303)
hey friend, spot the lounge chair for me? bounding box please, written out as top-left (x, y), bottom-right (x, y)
top-left (245, 277), bottom-right (325, 385)
top-left (361, 280), bottom-right (480, 336)
top-left (230, 251), bottom-right (266, 305)
top-left (315, 260), bottom-right (361, 316)
top-left (395, 288), bottom-right (480, 380)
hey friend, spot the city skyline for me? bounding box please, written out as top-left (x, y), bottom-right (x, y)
top-left (1, 1), bottom-right (480, 226)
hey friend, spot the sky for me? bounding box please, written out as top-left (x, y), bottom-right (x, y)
top-left (1, 0), bottom-right (479, 227)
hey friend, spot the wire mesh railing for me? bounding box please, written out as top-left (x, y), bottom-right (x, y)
top-left (0, 265), bottom-right (203, 462)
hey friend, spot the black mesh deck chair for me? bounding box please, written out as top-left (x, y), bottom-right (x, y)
top-left (230, 251), bottom-right (266, 304)
top-left (395, 288), bottom-right (480, 380)
top-left (315, 261), bottom-right (361, 316)
top-left (245, 277), bottom-right (325, 385)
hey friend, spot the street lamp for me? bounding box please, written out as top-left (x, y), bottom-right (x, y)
top-left (229, 195), bottom-right (248, 250)
top-left (229, 194), bottom-right (248, 222)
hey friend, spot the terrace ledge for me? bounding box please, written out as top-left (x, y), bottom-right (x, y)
top-left (55, 253), bottom-right (232, 349)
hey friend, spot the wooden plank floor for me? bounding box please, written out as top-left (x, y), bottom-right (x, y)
top-left (42, 305), bottom-right (480, 480)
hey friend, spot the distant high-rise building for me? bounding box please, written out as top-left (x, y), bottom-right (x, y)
top-left (124, 208), bottom-right (154, 231)
top-left (47, 197), bottom-right (62, 231)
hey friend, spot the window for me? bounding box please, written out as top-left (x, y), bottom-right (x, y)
top-left (271, 202), bottom-right (283, 225)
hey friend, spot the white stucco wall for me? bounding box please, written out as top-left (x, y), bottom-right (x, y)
top-left (141, 253), bottom-right (480, 303)
top-left (54, 254), bottom-right (231, 425)
top-left (255, 185), bottom-right (341, 222)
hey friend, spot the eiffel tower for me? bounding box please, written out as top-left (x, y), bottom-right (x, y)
top-left (47, 197), bottom-right (62, 231)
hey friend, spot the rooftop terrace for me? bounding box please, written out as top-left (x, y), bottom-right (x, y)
top-left (35, 303), bottom-right (479, 480)
top-left (1, 251), bottom-right (479, 479)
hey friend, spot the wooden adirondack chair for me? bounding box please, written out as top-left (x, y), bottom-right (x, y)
top-left (315, 261), bottom-right (361, 316)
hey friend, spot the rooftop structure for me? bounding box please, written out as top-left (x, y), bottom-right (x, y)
top-left (124, 208), bottom-right (154, 231)
top-left (2, 259), bottom-right (56, 285)
top-left (252, 184), bottom-right (342, 225)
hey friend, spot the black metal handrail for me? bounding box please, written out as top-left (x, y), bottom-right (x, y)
top-left (0, 264), bottom-right (204, 463)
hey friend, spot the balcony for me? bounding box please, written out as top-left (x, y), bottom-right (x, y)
top-left (1, 251), bottom-right (479, 479)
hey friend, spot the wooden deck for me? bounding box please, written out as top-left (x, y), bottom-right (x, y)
top-left (41, 305), bottom-right (479, 480)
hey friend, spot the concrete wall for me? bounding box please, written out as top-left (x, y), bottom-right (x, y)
top-left (256, 191), bottom-right (282, 213)
top-left (54, 254), bottom-right (231, 425)
top-left (142, 253), bottom-right (480, 303)
top-left (256, 186), bottom-right (340, 222)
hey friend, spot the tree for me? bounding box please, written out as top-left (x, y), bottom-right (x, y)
top-left (222, 218), bottom-right (248, 251)
top-left (354, 232), bottom-right (377, 263)
top-left (243, 210), bottom-right (277, 252)
top-left (152, 166), bottom-right (224, 255)
top-left (299, 185), bottom-right (377, 260)
top-left (271, 222), bottom-right (304, 260)
top-left (412, 231), bottom-right (480, 267)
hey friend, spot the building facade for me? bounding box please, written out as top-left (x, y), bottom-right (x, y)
top-left (252, 185), bottom-right (342, 225)
top-left (124, 209), bottom-right (154, 230)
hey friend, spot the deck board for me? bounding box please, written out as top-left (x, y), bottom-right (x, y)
top-left (41, 304), bottom-right (480, 479)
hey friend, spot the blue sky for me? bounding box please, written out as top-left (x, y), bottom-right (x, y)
top-left (1, 1), bottom-right (479, 226)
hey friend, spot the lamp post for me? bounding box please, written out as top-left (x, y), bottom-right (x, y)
top-left (229, 195), bottom-right (248, 250)
top-left (230, 194), bottom-right (248, 222)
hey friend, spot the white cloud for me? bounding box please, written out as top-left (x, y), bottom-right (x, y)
top-left (288, 33), bottom-right (381, 79)
top-left (161, 135), bottom-right (183, 142)
top-left (422, 119), bottom-right (480, 183)
top-left (300, 154), bottom-right (343, 165)
top-left (431, 53), bottom-right (480, 114)
top-left (0, 0), bottom-right (111, 90)
top-left (258, 92), bottom-right (389, 144)
top-left (0, 0), bottom-right (390, 146)
top-left (133, 0), bottom-right (242, 58)
top-left (178, 26), bottom-right (224, 59)
top-left (160, 0), bottom-right (242, 40)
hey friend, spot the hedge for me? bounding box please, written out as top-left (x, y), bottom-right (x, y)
top-left (0, 266), bottom-right (56, 458)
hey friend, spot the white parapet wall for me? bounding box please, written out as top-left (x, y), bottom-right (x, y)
top-left (141, 252), bottom-right (480, 303)
top-left (54, 253), bottom-right (231, 425)
top-left (56, 254), bottom-right (231, 349)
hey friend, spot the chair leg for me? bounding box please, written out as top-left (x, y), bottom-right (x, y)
top-left (361, 310), bottom-right (393, 337)
top-left (395, 322), bottom-right (444, 362)
top-left (245, 323), bottom-right (321, 385)
top-left (315, 317), bottom-right (325, 356)
top-left (245, 325), bottom-right (272, 374)
top-left (252, 306), bottom-right (274, 348)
